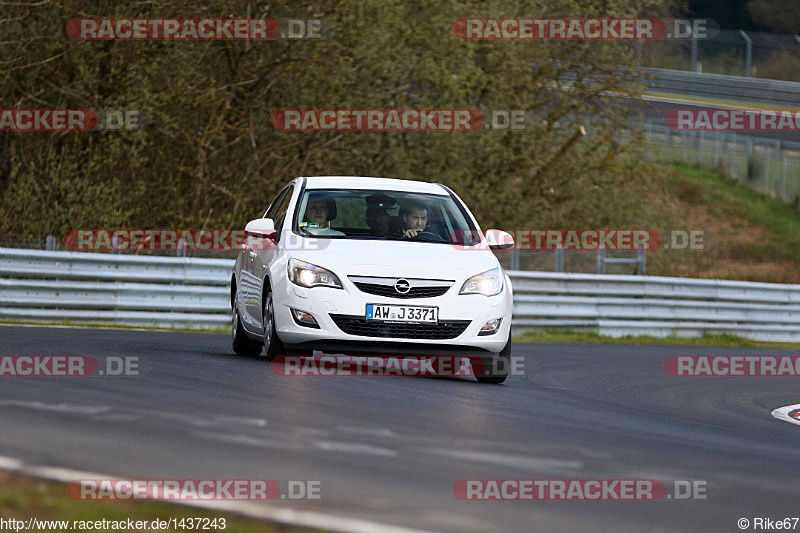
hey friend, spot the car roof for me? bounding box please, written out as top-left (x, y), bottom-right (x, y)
top-left (300, 176), bottom-right (449, 195)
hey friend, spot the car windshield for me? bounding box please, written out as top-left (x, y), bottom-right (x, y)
top-left (294, 188), bottom-right (481, 245)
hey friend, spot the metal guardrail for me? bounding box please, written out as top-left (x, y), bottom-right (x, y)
top-left (2, 248), bottom-right (799, 342)
top-left (643, 121), bottom-right (800, 204)
top-left (0, 248), bottom-right (232, 329)
top-left (644, 67), bottom-right (800, 107)
top-left (512, 271), bottom-right (800, 342)
top-left (559, 65), bottom-right (800, 106)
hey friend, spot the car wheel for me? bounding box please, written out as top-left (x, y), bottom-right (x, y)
top-left (232, 303), bottom-right (263, 356)
top-left (262, 289), bottom-right (285, 361)
top-left (475, 333), bottom-right (511, 384)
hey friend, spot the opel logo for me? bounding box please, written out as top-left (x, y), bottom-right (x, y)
top-left (394, 279), bottom-right (411, 294)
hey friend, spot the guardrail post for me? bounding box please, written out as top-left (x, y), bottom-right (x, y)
top-left (714, 130), bottom-right (721, 167)
top-left (746, 137), bottom-right (754, 181)
top-left (681, 131), bottom-right (687, 161)
top-left (698, 130), bottom-right (704, 164)
top-left (730, 132), bottom-right (737, 178)
top-left (690, 33), bottom-right (698, 72)
top-left (554, 244), bottom-right (564, 273)
top-left (596, 245), bottom-right (606, 275)
top-left (637, 246), bottom-right (646, 275)
top-left (739, 30), bottom-right (752, 77)
top-left (510, 245), bottom-right (520, 271)
top-left (781, 152), bottom-right (788, 200)
top-left (45, 236), bottom-right (56, 251)
top-left (646, 121), bottom-right (652, 160)
top-left (765, 141), bottom-right (774, 190)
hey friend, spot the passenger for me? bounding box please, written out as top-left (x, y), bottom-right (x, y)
top-left (301, 194), bottom-right (345, 236)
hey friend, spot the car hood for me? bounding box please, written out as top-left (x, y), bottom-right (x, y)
top-left (288, 238), bottom-right (500, 281)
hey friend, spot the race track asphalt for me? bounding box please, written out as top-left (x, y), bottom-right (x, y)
top-left (0, 325), bottom-right (797, 532)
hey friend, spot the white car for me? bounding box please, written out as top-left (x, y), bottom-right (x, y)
top-left (230, 176), bottom-right (515, 384)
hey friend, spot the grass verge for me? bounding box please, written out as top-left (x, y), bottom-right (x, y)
top-left (0, 471), bottom-right (321, 533)
top-left (513, 330), bottom-right (800, 349)
top-left (643, 162), bottom-right (800, 282)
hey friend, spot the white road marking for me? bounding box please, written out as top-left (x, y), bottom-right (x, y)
top-left (423, 449), bottom-right (583, 471)
top-left (0, 400), bottom-right (111, 415)
top-left (192, 430), bottom-right (300, 451)
top-left (296, 427), bottom-right (331, 437)
top-left (0, 400), bottom-right (269, 430)
top-left (0, 455), bottom-right (24, 470)
top-left (0, 454), bottom-right (435, 533)
top-left (771, 404), bottom-right (800, 426)
top-left (337, 426), bottom-right (400, 439)
top-left (313, 440), bottom-right (398, 457)
top-left (150, 411), bottom-right (268, 428)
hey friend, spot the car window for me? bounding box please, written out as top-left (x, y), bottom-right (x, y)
top-left (265, 186), bottom-right (291, 220)
top-left (293, 188), bottom-right (480, 245)
top-left (272, 185), bottom-right (295, 240)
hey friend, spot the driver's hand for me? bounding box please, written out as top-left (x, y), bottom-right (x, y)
top-left (403, 228), bottom-right (420, 238)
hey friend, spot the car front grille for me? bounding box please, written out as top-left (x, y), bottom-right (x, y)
top-left (353, 282), bottom-right (450, 299)
top-left (329, 314), bottom-right (471, 340)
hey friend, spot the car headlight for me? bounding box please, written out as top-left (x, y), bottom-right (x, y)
top-left (459, 267), bottom-right (504, 296)
top-left (288, 258), bottom-right (343, 289)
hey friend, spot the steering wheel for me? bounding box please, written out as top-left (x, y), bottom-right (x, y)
top-left (410, 230), bottom-right (447, 243)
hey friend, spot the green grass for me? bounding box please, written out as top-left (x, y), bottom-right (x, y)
top-left (664, 163), bottom-right (800, 262)
top-left (648, 140), bottom-right (800, 199)
top-left (0, 472), bottom-right (322, 533)
top-left (513, 330), bottom-right (800, 349)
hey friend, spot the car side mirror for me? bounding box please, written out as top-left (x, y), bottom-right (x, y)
top-left (485, 229), bottom-right (515, 250)
top-left (245, 218), bottom-right (277, 242)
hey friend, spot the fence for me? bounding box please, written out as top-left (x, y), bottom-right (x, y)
top-left (494, 246), bottom-right (646, 275)
top-left (2, 247), bottom-right (798, 343)
top-left (643, 121), bottom-right (800, 205)
top-left (1, 236), bottom-right (648, 275)
top-left (641, 29), bottom-right (800, 82)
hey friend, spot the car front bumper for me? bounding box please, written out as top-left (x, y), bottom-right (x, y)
top-left (273, 276), bottom-right (512, 355)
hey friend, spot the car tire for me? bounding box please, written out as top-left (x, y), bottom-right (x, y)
top-left (262, 289), bottom-right (286, 361)
top-left (232, 303), bottom-right (263, 356)
top-left (476, 333), bottom-right (511, 384)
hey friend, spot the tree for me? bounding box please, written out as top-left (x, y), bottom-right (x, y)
top-left (747, 0), bottom-right (800, 34)
top-left (0, 0), bottom-right (673, 240)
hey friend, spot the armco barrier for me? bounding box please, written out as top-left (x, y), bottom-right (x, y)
top-left (561, 66), bottom-right (800, 106)
top-left (1, 248), bottom-right (799, 342)
top-left (0, 248), bottom-right (232, 329)
top-left (512, 271), bottom-right (800, 342)
top-left (645, 68), bottom-right (800, 107)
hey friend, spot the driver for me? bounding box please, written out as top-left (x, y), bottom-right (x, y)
top-left (389, 202), bottom-right (428, 239)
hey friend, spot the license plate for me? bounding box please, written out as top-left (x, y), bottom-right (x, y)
top-left (366, 304), bottom-right (438, 323)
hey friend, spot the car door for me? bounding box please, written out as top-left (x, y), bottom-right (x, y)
top-left (250, 184), bottom-right (295, 331)
top-left (240, 185), bottom-right (291, 330)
